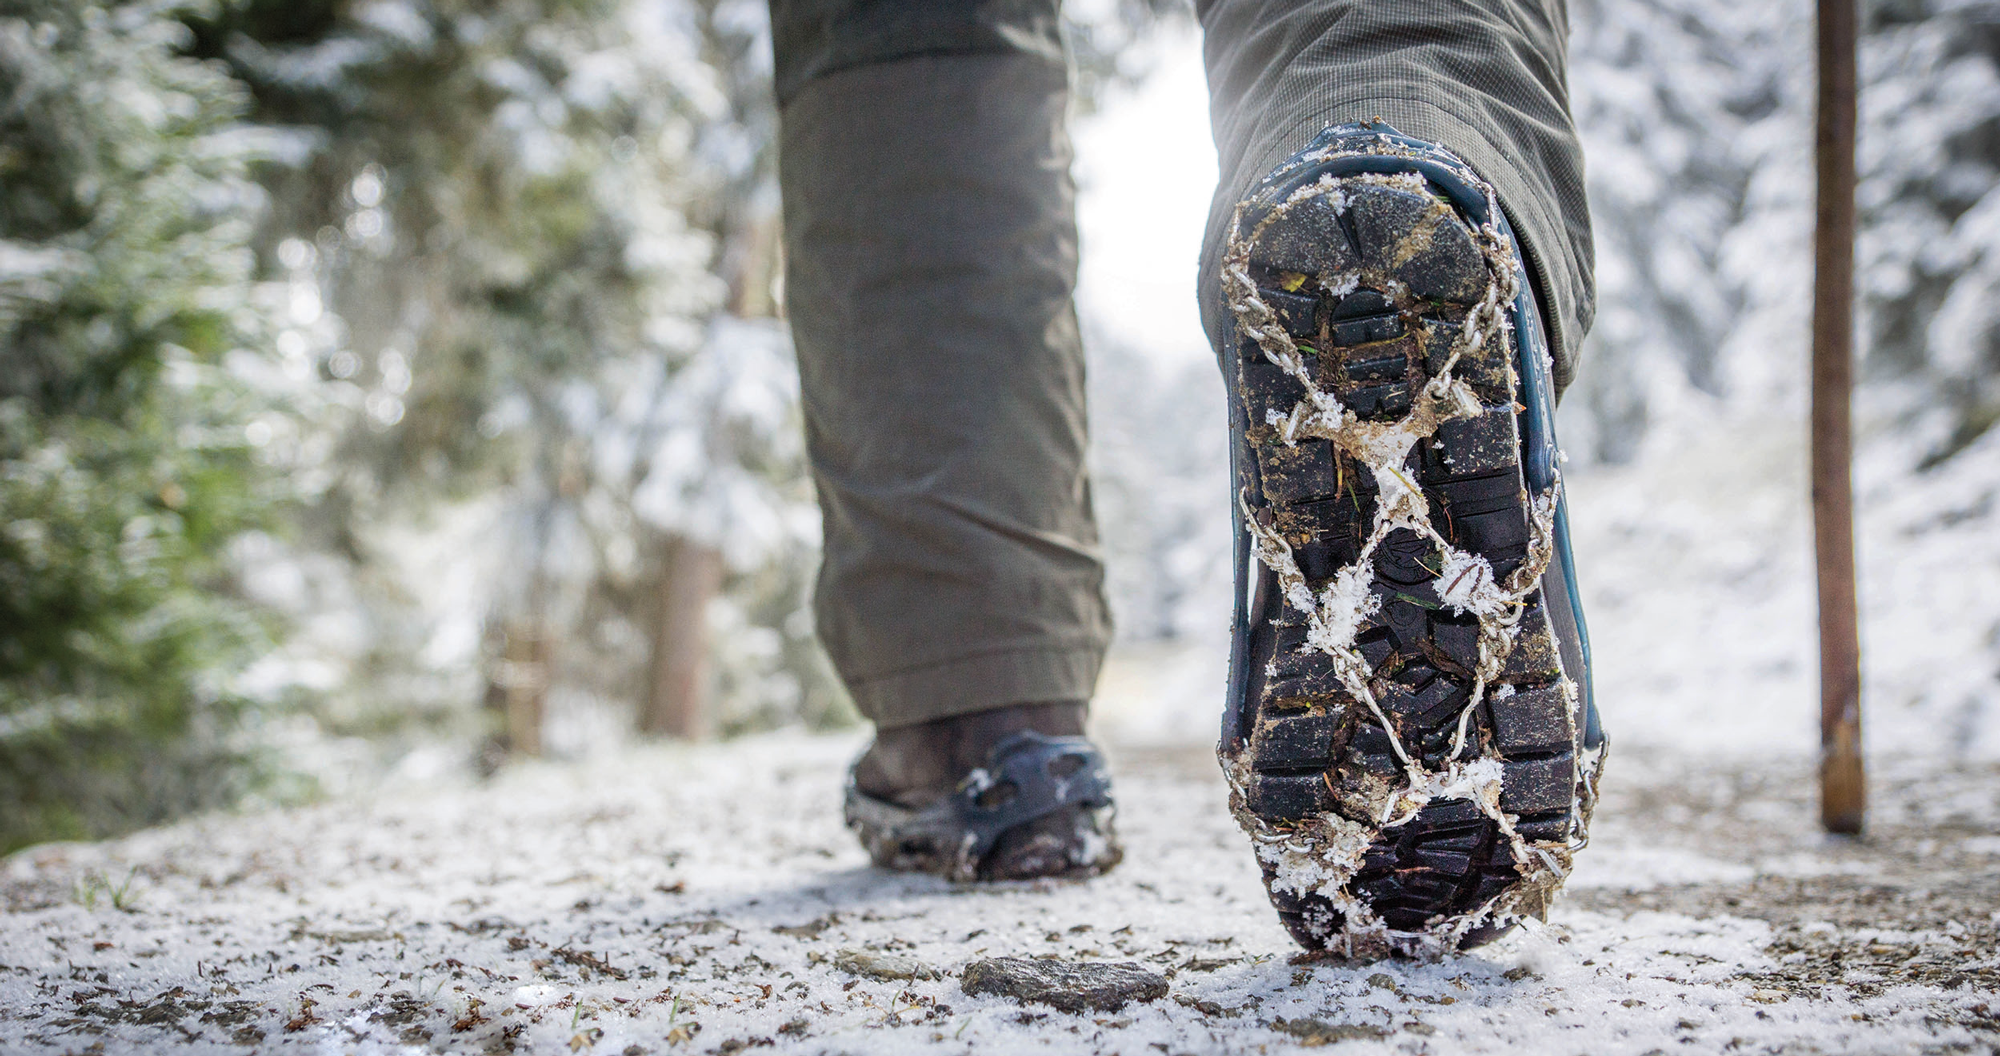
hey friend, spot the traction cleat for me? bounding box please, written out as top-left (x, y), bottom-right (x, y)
top-left (1217, 122), bottom-right (1607, 958)
top-left (844, 731), bottom-right (1122, 882)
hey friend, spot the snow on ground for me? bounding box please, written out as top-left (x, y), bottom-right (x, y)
top-left (4, 720), bottom-right (1998, 1055)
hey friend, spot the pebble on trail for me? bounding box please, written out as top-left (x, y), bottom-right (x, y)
top-left (959, 957), bottom-right (1170, 1013)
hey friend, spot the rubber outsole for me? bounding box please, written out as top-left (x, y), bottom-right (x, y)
top-left (1219, 132), bottom-right (1600, 957)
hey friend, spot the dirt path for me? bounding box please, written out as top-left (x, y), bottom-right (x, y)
top-left (2, 734), bottom-right (1996, 1055)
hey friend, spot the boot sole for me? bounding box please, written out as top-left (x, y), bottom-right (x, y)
top-left (1219, 139), bottom-right (1601, 957)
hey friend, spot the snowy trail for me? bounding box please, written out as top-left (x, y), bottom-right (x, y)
top-left (7, 411), bottom-right (1999, 1055)
top-left (4, 732), bottom-right (1997, 1055)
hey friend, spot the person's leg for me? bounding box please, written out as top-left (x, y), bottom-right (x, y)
top-left (770, 0), bottom-right (1120, 879)
top-left (774, 0), bottom-right (1110, 734)
top-left (1196, 0), bottom-right (1603, 953)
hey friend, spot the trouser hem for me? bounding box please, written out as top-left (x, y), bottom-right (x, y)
top-left (850, 645), bottom-right (1106, 730)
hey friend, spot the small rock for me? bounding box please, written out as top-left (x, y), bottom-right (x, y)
top-left (1174, 994), bottom-right (1236, 1018)
top-left (773, 914), bottom-right (838, 938)
top-left (961, 957), bottom-right (1168, 1013)
top-left (1270, 1017), bottom-right (1390, 1046)
top-left (833, 948), bottom-right (938, 982)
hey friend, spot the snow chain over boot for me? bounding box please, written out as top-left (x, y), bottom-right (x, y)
top-left (1218, 123), bottom-right (1608, 958)
top-left (845, 732), bottom-right (1120, 882)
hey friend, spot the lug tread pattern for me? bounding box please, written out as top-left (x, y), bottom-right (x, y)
top-left (1233, 176), bottom-right (1578, 951)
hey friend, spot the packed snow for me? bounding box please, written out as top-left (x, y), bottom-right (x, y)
top-left (4, 726), bottom-right (1998, 1054)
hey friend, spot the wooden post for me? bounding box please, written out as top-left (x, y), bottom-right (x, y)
top-left (641, 534), bottom-right (724, 739)
top-left (1813, 0), bottom-right (1864, 835)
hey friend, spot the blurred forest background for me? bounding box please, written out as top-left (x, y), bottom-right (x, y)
top-left (3, 0), bottom-right (1999, 854)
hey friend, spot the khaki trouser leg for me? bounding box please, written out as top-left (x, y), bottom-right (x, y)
top-left (774, 6), bottom-right (1113, 730)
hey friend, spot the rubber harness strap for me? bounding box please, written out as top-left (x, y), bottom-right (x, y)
top-left (845, 731), bottom-right (1113, 881)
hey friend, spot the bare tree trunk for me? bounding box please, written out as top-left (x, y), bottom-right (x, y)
top-left (634, 6), bottom-right (779, 740)
top-left (725, 210), bottom-right (782, 319)
top-left (485, 619), bottom-right (548, 757)
top-left (1813, 0), bottom-right (1864, 835)
top-left (642, 534), bottom-right (724, 739)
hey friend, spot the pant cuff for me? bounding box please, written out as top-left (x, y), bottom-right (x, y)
top-left (849, 645), bottom-right (1106, 730)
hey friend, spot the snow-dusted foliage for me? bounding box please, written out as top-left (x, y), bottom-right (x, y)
top-left (1857, 0), bottom-right (2000, 462)
top-left (1566, 0), bottom-right (2000, 465)
top-left (177, 0), bottom-right (842, 766)
top-left (1065, 0), bottom-right (1194, 112)
top-left (0, 0), bottom-right (288, 850)
top-left (1553, 0), bottom-right (2000, 755)
top-left (1564, 0), bottom-right (1809, 462)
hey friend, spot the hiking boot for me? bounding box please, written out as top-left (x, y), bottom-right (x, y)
top-left (1216, 122), bottom-right (1607, 957)
top-left (844, 702), bottom-right (1123, 882)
